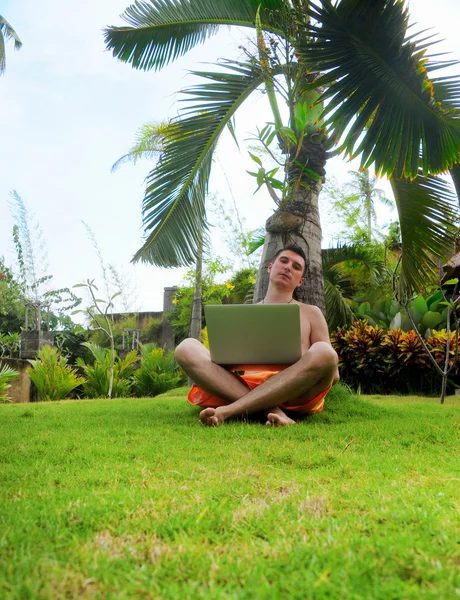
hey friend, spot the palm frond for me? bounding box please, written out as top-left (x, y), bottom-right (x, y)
top-left (322, 243), bottom-right (386, 285)
top-left (104, 0), bottom-right (288, 71)
top-left (0, 16), bottom-right (22, 74)
top-left (391, 174), bottom-right (459, 294)
top-left (247, 227), bottom-right (266, 255)
top-left (133, 60), bottom-right (272, 267)
top-left (298, 0), bottom-right (460, 178)
top-left (323, 276), bottom-right (354, 331)
top-left (111, 121), bottom-right (170, 172)
top-left (449, 163), bottom-right (460, 203)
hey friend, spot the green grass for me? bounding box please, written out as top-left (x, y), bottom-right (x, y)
top-left (0, 386), bottom-right (459, 599)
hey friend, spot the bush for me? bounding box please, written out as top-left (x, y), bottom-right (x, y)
top-left (331, 321), bottom-right (459, 394)
top-left (76, 343), bottom-right (137, 398)
top-left (133, 343), bottom-right (187, 397)
top-left (27, 346), bottom-right (85, 401)
top-left (0, 333), bottom-right (21, 358)
top-left (0, 362), bottom-right (19, 403)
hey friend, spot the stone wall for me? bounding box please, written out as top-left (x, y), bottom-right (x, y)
top-left (0, 357), bottom-right (37, 403)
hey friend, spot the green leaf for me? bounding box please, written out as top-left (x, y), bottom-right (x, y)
top-left (413, 295), bottom-right (428, 316)
top-left (358, 302), bottom-right (371, 314)
top-left (268, 179), bottom-right (284, 191)
top-left (426, 290), bottom-right (443, 309)
top-left (421, 311), bottom-right (444, 329)
top-left (444, 278), bottom-right (459, 285)
top-left (227, 117), bottom-right (239, 150)
top-left (256, 168), bottom-right (265, 186)
top-left (104, 0), bottom-right (286, 72)
top-left (265, 130), bottom-right (276, 147)
top-left (249, 152), bottom-right (262, 166)
top-left (278, 127), bottom-right (297, 145)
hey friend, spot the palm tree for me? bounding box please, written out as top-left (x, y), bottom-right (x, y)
top-left (0, 16), bottom-right (22, 75)
top-left (104, 0), bottom-right (460, 311)
top-left (324, 169), bottom-right (394, 243)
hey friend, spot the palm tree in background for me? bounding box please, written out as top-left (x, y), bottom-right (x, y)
top-left (0, 16), bottom-right (22, 75)
top-left (324, 169), bottom-right (394, 244)
top-left (104, 0), bottom-right (460, 311)
top-left (110, 121), bottom-right (169, 172)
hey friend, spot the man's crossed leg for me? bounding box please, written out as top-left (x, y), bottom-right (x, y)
top-left (175, 338), bottom-right (338, 427)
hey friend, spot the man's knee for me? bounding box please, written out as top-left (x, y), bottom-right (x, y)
top-left (303, 342), bottom-right (338, 376)
top-left (175, 338), bottom-right (205, 368)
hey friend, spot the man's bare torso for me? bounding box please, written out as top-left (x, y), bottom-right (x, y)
top-left (292, 300), bottom-right (323, 354)
top-left (258, 299), bottom-right (322, 355)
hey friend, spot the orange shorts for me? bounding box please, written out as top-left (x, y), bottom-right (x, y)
top-left (188, 367), bottom-right (330, 415)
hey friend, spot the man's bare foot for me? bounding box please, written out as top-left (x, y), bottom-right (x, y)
top-left (266, 406), bottom-right (296, 427)
top-left (199, 407), bottom-right (226, 427)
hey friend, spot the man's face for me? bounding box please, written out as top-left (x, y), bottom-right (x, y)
top-left (267, 250), bottom-right (305, 290)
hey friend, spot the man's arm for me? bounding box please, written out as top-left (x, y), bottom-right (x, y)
top-left (307, 306), bottom-right (340, 385)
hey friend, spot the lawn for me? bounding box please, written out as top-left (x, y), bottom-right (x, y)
top-left (0, 386), bottom-right (458, 599)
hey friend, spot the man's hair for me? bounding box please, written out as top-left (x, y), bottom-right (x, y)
top-left (273, 245), bottom-right (307, 276)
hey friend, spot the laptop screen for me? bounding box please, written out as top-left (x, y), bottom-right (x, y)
top-left (204, 304), bottom-right (301, 365)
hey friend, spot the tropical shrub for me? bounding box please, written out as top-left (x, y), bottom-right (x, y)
top-left (27, 345), bottom-right (85, 402)
top-left (133, 343), bottom-right (187, 397)
top-left (0, 332), bottom-right (21, 358)
top-left (332, 321), bottom-right (458, 394)
top-left (426, 330), bottom-right (459, 373)
top-left (0, 362), bottom-right (19, 403)
top-left (55, 329), bottom-right (90, 364)
top-left (0, 259), bottom-right (24, 334)
top-left (331, 321), bottom-right (386, 392)
top-left (76, 343), bottom-right (137, 398)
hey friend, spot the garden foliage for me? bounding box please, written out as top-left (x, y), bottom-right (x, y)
top-left (332, 321), bottom-right (459, 394)
top-left (76, 343), bottom-right (137, 398)
top-left (0, 332), bottom-right (21, 358)
top-left (27, 345), bottom-right (85, 402)
top-left (133, 343), bottom-right (186, 397)
top-left (88, 314), bottom-right (162, 349)
top-left (0, 362), bottom-right (19, 403)
top-left (169, 262), bottom-right (257, 343)
top-left (351, 292), bottom-right (449, 335)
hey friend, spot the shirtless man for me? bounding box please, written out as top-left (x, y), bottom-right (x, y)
top-left (175, 246), bottom-right (339, 427)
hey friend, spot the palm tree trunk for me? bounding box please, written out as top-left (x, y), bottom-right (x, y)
top-left (254, 138), bottom-right (327, 313)
top-left (189, 227), bottom-right (203, 342)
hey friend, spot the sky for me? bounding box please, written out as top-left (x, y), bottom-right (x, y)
top-left (1, 0), bottom-right (460, 316)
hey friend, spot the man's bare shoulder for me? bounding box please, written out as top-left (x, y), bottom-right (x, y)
top-left (294, 301), bottom-right (324, 319)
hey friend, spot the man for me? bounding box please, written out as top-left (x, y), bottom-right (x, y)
top-left (175, 246), bottom-right (339, 427)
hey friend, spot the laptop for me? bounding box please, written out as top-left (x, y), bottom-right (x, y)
top-left (204, 304), bottom-right (301, 365)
